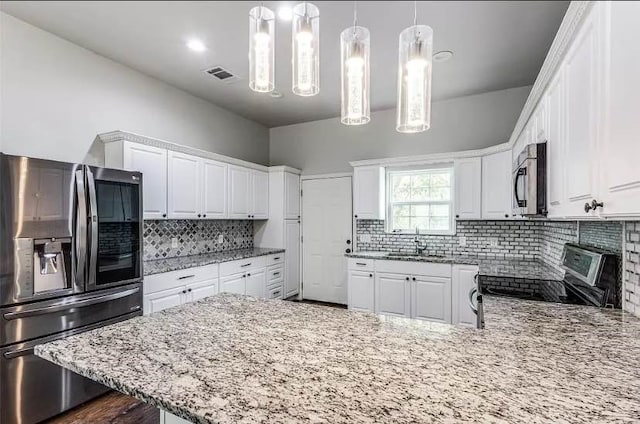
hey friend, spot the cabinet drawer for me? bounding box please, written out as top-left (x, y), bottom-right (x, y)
top-left (267, 285), bottom-right (284, 299)
top-left (374, 260), bottom-right (451, 278)
top-left (144, 263), bottom-right (219, 295)
top-left (220, 256), bottom-right (267, 277)
top-left (348, 258), bottom-right (374, 271)
top-left (267, 266), bottom-right (284, 283)
top-left (265, 253), bottom-right (284, 266)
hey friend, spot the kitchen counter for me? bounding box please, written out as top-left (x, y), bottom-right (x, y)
top-left (346, 251), bottom-right (564, 281)
top-left (144, 248), bottom-right (285, 276)
top-left (35, 293), bottom-right (640, 423)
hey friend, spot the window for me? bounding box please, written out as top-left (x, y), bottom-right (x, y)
top-left (386, 166), bottom-right (454, 234)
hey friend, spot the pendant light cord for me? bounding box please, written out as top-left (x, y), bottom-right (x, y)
top-left (353, 0), bottom-right (358, 34)
top-left (413, 0), bottom-right (418, 26)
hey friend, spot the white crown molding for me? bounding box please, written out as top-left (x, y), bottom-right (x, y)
top-left (349, 142), bottom-right (511, 168)
top-left (268, 165), bottom-right (302, 174)
top-left (98, 130), bottom-right (269, 172)
top-left (300, 172), bottom-right (353, 180)
top-left (506, 1), bottom-right (594, 147)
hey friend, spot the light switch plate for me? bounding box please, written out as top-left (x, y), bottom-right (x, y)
top-left (360, 234), bottom-right (372, 243)
top-left (458, 236), bottom-right (467, 247)
top-left (171, 237), bottom-right (178, 248)
top-left (218, 234), bottom-right (224, 244)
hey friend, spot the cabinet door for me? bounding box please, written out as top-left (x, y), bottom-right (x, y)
top-left (251, 170), bottom-right (269, 219)
top-left (454, 157), bottom-right (482, 220)
top-left (452, 265), bottom-right (478, 327)
top-left (284, 172), bottom-right (301, 219)
top-left (564, 8), bottom-right (600, 217)
top-left (348, 270), bottom-right (374, 313)
top-left (481, 151), bottom-right (512, 219)
top-left (167, 151), bottom-right (201, 219)
top-left (374, 273), bottom-right (410, 317)
top-left (143, 287), bottom-right (184, 315)
top-left (599, 2), bottom-right (640, 217)
top-left (546, 69), bottom-right (566, 218)
top-left (220, 273), bottom-right (245, 295)
top-left (284, 220), bottom-right (300, 298)
top-left (353, 166), bottom-right (385, 220)
top-left (228, 165), bottom-right (251, 219)
top-left (187, 278), bottom-right (218, 302)
top-left (202, 159), bottom-right (228, 219)
top-left (411, 276), bottom-right (452, 323)
top-left (246, 269), bottom-right (266, 298)
top-left (164, 411), bottom-right (193, 424)
top-left (123, 142), bottom-right (167, 219)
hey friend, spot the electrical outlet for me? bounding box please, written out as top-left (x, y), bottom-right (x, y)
top-left (171, 237), bottom-right (179, 249)
top-left (218, 234), bottom-right (224, 244)
top-left (360, 234), bottom-right (372, 243)
top-left (458, 236), bottom-right (467, 247)
top-left (489, 238), bottom-right (499, 248)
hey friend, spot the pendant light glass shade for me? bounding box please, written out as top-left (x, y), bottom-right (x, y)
top-left (340, 26), bottom-right (370, 125)
top-left (292, 2), bottom-right (319, 96)
top-left (249, 5), bottom-right (275, 93)
top-left (396, 25), bottom-right (433, 133)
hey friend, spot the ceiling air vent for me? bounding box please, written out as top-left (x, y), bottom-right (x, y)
top-left (203, 66), bottom-right (241, 84)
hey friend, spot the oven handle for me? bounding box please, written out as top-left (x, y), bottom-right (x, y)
top-left (75, 170), bottom-right (87, 286)
top-left (2, 287), bottom-right (140, 320)
top-left (86, 167), bottom-right (98, 288)
top-left (514, 168), bottom-right (526, 207)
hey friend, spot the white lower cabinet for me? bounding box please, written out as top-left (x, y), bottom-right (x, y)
top-left (144, 287), bottom-right (185, 315)
top-left (218, 254), bottom-right (283, 299)
top-left (161, 411), bottom-right (192, 424)
top-left (187, 278), bottom-right (218, 302)
top-left (348, 259), bottom-right (479, 327)
top-left (220, 273), bottom-right (246, 295)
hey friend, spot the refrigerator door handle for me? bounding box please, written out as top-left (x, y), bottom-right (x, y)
top-left (86, 167), bottom-right (98, 288)
top-left (75, 169), bottom-right (87, 286)
top-left (3, 287), bottom-right (141, 320)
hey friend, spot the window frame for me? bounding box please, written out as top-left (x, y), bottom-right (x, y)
top-left (385, 165), bottom-right (456, 235)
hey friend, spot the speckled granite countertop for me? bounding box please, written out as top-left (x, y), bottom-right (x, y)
top-left (144, 248), bottom-right (285, 276)
top-left (35, 293), bottom-right (640, 423)
top-left (346, 251), bottom-right (564, 281)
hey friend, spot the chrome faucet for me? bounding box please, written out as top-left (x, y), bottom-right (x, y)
top-left (414, 227), bottom-right (427, 255)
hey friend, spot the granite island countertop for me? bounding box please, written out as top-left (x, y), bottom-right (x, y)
top-left (144, 247), bottom-right (285, 276)
top-left (346, 251), bottom-right (564, 281)
top-left (35, 293), bottom-right (640, 423)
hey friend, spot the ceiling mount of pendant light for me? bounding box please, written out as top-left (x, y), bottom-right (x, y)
top-left (292, 2), bottom-right (320, 96)
top-left (396, 1), bottom-right (433, 133)
top-left (249, 3), bottom-right (275, 93)
top-left (341, 1), bottom-right (370, 126)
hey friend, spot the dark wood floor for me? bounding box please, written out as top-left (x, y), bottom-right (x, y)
top-left (45, 391), bottom-right (159, 424)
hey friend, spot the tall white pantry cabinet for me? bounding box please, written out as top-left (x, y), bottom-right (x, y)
top-left (254, 167), bottom-right (302, 298)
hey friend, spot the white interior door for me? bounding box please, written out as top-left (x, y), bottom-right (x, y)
top-left (302, 177), bottom-right (352, 304)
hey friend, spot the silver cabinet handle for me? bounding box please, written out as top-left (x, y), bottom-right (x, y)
top-left (468, 287), bottom-right (478, 315)
top-left (177, 275), bottom-right (195, 280)
top-left (274, 257), bottom-right (281, 260)
top-left (3, 287), bottom-right (140, 320)
top-left (272, 272), bottom-right (280, 276)
top-left (240, 263), bottom-right (252, 268)
top-left (355, 262), bottom-right (367, 266)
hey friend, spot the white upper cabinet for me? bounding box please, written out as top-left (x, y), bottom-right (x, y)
top-left (251, 170), bottom-right (269, 219)
top-left (481, 151), bottom-right (512, 219)
top-left (228, 165), bottom-right (251, 219)
top-left (454, 157), bottom-right (482, 220)
top-left (563, 8), bottom-right (600, 218)
top-left (546, 69), bottom-right (566, 218)
top-left (167, 151), bottom-right (201, 219)
top-left (353, 166), bottom-right (385, 220)
top-left (116, 142), bottom-right (167, 219)
top-left (284, 172), bottom-right (301, 219)
top-left (201, 159), bottom-right (228, 219)
top-left (598, 1), bottom-right (640, 218)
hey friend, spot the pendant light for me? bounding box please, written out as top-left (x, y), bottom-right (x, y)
top-left (249, 3), bottom-right (275, 93)
top-left (292, 2), bottom-right (319, 96)
top-left (396, 1), bottom-right (433, 133)
top-left (340, 1), bottom-right (370, 125)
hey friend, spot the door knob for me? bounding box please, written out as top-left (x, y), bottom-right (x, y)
top-left (345, 248), bottom-right (352, 254)
top-left (346, 240), bottom-right (351, 245)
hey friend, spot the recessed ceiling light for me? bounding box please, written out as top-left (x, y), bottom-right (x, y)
top-left (270, 90), bottom-right (284, 99)
top-left (433, 50), bottom-right (453, 62)
top-left (278, 6), bottom-right (293, 21)
top-left (187, 39), bottom-right (207, 52)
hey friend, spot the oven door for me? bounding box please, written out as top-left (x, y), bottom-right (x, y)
top-left (85, 166), bottom-right (143, 292)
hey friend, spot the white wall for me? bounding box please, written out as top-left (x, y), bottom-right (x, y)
top-left (0, 12), bottom-right (269, 165)
top-left (269, 86), bottom-right (531, 174)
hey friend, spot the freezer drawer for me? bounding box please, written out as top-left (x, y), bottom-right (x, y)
top-left (1, 283), bottom-right (142, 346)
top-left (0, 311), bottom-right (139, 424)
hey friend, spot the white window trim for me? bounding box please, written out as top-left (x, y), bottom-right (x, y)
top-left (385, 165), bottom-right (456, 235)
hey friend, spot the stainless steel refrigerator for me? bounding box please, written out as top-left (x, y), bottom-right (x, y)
top-left (0, 153), bottom-right (144, 424)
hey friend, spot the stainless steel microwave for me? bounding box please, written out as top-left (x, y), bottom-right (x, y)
top-left (513, 142), bottom-right (547, 217)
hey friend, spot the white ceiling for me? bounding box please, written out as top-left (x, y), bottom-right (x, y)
top-left (1, 1), bottom-right (569, 127)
